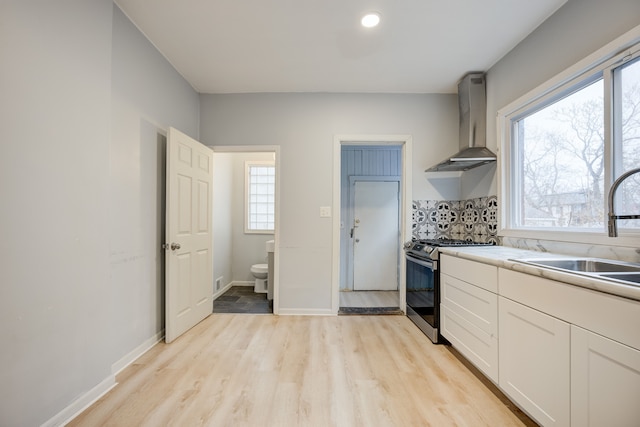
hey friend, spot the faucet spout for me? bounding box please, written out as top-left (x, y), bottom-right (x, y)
top-left (607, 167), bottom-right (640, 237)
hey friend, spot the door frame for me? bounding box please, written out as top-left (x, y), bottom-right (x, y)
top-left (210, 145), bottom-right (281, 315)
top-left (347, 175), bottom-right (401, 291)
top-left (332, 135), bottom-right (412, 314)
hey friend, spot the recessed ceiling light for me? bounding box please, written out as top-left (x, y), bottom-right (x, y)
top-left (361, 12), bottom-right (381, 28)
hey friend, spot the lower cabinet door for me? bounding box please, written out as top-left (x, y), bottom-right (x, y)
top-left (571, 325), bottom-right (640, 427)
top-left (499, 297), bottom-right (570, 427)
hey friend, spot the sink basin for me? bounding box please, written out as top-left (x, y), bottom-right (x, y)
top-left (598, 273), bottom-right (640, 285)
top-left (515, 258), bottom-right (640, 273)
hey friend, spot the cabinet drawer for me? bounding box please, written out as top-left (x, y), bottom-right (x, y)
top-left (441, 305), bottom-right (498, 382)
top-left (441, 273), bottom-right (497, 336)
top-left (440, 254), bottom-right (497, 292)
top-left (499, 268), bottom-right (640, 351)
top-left (441, 272), bottom-right (498, 382)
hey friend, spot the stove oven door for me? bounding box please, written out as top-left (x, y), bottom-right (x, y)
top-left (405, 253), bottom-right (440, 343)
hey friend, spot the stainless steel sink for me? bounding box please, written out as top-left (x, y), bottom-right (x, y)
top-left (514, 258), bottom-right (640, 273)
top-left (598, 273), bottom-right (640, 285)
top-left (510, 257), bottom-right (640, 287)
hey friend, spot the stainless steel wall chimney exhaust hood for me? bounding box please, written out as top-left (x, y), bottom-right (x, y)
top-left (425, 72), bottom-right (496, 172)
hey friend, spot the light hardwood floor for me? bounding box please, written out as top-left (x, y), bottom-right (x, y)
top-left (69, 314), bottom-right (534, 426)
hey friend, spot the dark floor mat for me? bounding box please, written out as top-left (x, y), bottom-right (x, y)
top-left (338, 307), bottom-right (403, 315)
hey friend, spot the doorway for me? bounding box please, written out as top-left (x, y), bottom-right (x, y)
top-left (333, 138), bottom-right (412, 315)
top-left (210, 146), bottom-right (280, 315)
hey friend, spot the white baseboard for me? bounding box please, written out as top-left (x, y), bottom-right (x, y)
top-left (111, 329), bottom-right (165, 376)
top-left (43, 331), bottom-right (165, 426)
top-left (231, 281), bottom-right (254, 287)
top-left (213, 281), bottom-right (233, 300)
top-left (42, 375), bottom-right (116, 427)
top-left (213, 280), bottom-right (254, 300)
top-left (278, 308), bottom-right (335, 316)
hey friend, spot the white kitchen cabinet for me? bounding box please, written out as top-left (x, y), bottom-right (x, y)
top-left (499, 296), bottom-right (571, 427)
top-left (440, 254), bottom-right (640, 427)
top-left (440, 255), bottom-right (498, 382)
top-left (571, 325), bottom-right (640, 427)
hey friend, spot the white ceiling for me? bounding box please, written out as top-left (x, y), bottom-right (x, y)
top-left (115, 0), bottom-right (567, 94)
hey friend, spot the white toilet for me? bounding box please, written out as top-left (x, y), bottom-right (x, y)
top-left (250, 263), bottom-right (268, 293)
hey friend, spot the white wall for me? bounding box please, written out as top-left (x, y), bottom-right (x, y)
top-left (213, 153), bottom-right (234, 290)
top-left (0, 2), bottom-right (199, 425)
top-left (478, 0), bottom-right (640, 199)
top-left (200, 93), bottom-right (459, 311)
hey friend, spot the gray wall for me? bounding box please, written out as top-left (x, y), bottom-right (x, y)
top-left (476, 0), bottom-right (640, 199)
top-left (0, 2), bottom-right (199, 425)
top-left (200, 93), bottom-right (459, 311)
top-left (109, 3), bottom-right (199, 360)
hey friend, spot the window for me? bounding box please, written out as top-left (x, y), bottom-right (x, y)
top-left (501, 39), bottom-right (640, 239)
top-left (245, 161), bottom-right (275, 233)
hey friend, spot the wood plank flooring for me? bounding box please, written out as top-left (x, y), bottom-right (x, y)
top-left (69, 314), bottom-right (535, 426)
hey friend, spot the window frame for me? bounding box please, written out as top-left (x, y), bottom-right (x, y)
top-left (244, 160), bottom-right (275, 235)
top-left (497, 27), bottom-right (640, 246)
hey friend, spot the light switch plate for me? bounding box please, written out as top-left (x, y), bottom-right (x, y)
top-left (320, 206), bottom-right (331, 217)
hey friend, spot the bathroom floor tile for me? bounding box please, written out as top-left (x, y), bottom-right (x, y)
top-left (213, 286), bottom-right (272, 314)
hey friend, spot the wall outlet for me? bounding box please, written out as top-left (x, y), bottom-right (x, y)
top-left (215, 277), bottom-right (223, 291)
top-left (320, 206), bottom-right (331, 217)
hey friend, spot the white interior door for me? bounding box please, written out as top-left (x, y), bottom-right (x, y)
top-left (165, 127), bottom-right (213, 343)
top-left (353, 180), bottom-right (399, 291)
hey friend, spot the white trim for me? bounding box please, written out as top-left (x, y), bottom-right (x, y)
top-left (229, 280), bottom-right (254, 287)
top-left (45, 330), bottom-right (165, 426)
top-left (278, 308), bottom-right (335, 316)
top-left (213, 280), bottom-right (234, 299)
top-left (332, 134), bottom-right (412, 315)
top-left (111, 330), bottom-right (164, 376)
top-left (210, 145), bottom-right (281, 315)
top-left (41, 376), bottom-right (116, 427)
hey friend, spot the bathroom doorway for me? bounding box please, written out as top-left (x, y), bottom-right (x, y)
top-left (210, 146), bottom-right (280, 314)
top-left (333, 137), bottom-right (412, 315)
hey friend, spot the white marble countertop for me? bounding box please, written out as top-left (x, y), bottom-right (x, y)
top-left (438, 246), bottom-right (640, 302)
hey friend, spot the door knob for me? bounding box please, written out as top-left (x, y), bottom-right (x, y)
top-left (355, 239), bottom-right (360, 243)
top-left (171, 243), bottom-right (181, 251)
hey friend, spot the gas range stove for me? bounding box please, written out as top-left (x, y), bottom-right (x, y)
top-left (404, 238), bottom-right (493, 261)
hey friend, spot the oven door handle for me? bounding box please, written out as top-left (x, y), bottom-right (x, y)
top-left (405, 253), bottom-right (435, 269)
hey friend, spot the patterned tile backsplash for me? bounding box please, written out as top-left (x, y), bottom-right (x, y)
top-left (412, 196), bottom-right (499, 244)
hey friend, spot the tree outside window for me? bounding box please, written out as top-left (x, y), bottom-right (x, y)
top-left (510, 53), bottom-right (640, 232)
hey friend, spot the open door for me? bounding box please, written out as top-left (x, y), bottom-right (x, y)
top-left (165, 127), bottom-right (213, 343)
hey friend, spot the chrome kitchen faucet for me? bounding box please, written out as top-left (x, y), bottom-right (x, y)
top-left (607, 167), bottom-right (640, 237)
